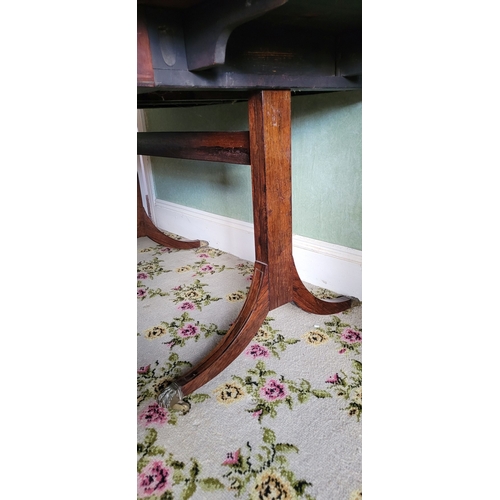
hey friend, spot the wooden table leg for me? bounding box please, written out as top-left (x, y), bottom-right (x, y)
top-left (158, 90), bottom-right (352, 409)
top-left (137, 175), bottom-right (201, 249)
top-left (248, 90), bottom-right (352, 316)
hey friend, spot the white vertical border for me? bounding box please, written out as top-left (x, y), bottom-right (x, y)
top-left (136, 109), bottom-right (157, 223)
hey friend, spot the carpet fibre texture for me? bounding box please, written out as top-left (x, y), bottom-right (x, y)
top-left (137, 236), bottom-right (362, 499)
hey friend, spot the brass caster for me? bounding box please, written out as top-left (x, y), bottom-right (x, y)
top-left (157, 382), bottom-right (190, 413)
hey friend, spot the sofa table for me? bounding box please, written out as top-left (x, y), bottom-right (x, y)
top-left (137, 0), bottom-right (361, 410)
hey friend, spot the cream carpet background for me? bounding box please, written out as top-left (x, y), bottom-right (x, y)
top-left (137, 236), bottom-right (362, 499)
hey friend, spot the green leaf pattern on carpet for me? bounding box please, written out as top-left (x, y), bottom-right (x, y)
top-left (138, 238), bottom-right (362, 499)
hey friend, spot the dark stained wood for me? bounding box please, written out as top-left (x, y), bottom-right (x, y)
top-left (248, 91), bottom-right (352, 313)
top-left (137, 176), bottom-right (201, 249)
top-left (149, 69), bottom-right (360, 92)
top-left (248, 90), bottom-right (293, 310)
top-left (336, 31), bottom-right (362, 77)
top-left (291, 259), bottom-right (353, 314)
top-left (136, 90), bottom-right (334, 109)
top-left (137, 131), bottom-right (250, 164)
top-left (243, 0), bottom-right (361, 34)
top-left (137, 0), bottom-right (361, 92)
top-left (225, 23), bottom-right (336, 79)
top-left (137, 7), bottom-right (155, 87)
top-left (183, 0), bottom-right (288, 71)
top-left (137, 90), bottom-right (250, 105)
top-left (177, 261), bottom-right (270, 394)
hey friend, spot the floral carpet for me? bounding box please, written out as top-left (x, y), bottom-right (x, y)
top-left (137, 235), bottom-right (362, 500)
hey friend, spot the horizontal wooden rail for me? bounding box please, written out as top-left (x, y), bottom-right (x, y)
top-left (137, 131), bottom-right (250, 165)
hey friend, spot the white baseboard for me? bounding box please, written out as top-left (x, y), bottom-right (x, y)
top-left (154, 199), bottom-right (362, 300)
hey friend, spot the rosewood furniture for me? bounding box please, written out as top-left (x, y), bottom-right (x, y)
top-left (137, 0), bottom-right (362, 410)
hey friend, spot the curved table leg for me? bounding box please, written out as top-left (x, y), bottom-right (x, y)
top-left (291, 259), bottom-right (352, 315)
top-left (152, 90), bottom-right (356, 410)
top-left (158, 262), bottom-right (270, 408)
top-left (137, 177), bottom-right (201, 249)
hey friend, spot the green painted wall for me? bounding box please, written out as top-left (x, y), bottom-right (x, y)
top-left (144, 90), bottom-right (361, 250)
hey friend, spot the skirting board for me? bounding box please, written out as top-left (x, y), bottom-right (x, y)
top-left (153, 199), bottom-right (362, 300)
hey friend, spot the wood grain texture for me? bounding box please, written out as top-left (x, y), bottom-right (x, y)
top-left (248, 90), bottom-right (293, 310)
top-left (291, 257), bottom-right (352, 314)
top-left (137, 8), bottom-right (155, 87)
top-left (137, 131), bottom-right (250, 164)
top-left (178, 261), bottom-right (270, 395)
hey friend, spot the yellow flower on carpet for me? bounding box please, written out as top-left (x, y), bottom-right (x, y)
top-left (144, 325), bottom-right (168, 340)
top-left (176, 266), bottom-right (192, 273)
top-left (353, 387), bottom-right (362, 404)
top-left (302, 329), bottom-right (329, 346)
top-left (214, 382), bottom-right (246, 404)
top-left (255, 326), bottom-right (273, 342)
top-left (349, 489), bottom-right (362, 500)
top-left (226, 291), bottom-right (246, 302)
top-left (250, 469), bottom-right (297, 500)
top-left (185, 290), bottom-right (202, 300)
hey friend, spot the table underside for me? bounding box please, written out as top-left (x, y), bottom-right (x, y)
top-left (138, 0), bottom-right (361, 98)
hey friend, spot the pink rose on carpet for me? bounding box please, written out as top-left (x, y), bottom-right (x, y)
top-left (341, 328), bottom-right (362, 343)
top-left (137, 288), bottom-right (147, 298)
top-left (137, 365), bottom-right (150, 374)
top-left (137, 272), bottom-right (148, 280)
top-left (260, 379), bottom-right (288, 401)
top-left (326, 373), bottom-right (342, 385)
top-left (201, 264), bottom-right (214, 272)
top-left (222, 449), bottom-right (240, 465)
top-left (137, 461), bottom-right (172, 497)
top-left (178, 323), bottom-right (199, 338)
top-left (198, 253), bottom-right (210, 258)
top-left (245, 343), bottom-right (270, 359)
top-left (139, 402), bottom-right (168, 426)
top-left (178, 301), bottom-right (195, 311)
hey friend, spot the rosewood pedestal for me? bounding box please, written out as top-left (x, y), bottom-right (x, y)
top-left (138, 89), bottom-right (352, 409)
